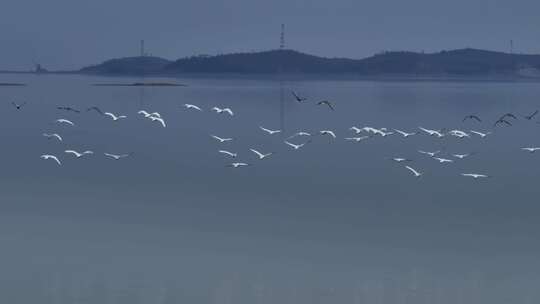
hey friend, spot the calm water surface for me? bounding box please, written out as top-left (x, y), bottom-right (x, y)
top-left (0, 74), bottom-right (539, 303)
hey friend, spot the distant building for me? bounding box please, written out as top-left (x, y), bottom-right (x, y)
top-left (35, 64), bottom-right (48, 74)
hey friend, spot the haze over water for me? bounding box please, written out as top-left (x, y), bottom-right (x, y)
top-left (1, 74), bottom-right (540, 303)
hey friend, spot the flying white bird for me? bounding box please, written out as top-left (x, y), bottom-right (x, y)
top-left (433, 157), bottom-right (454, 163)
top-left (418, 127), bottom-right (436, 135)
top-left (448, 130), bottom-right (470, 138)
top-left (43, 133), bottom-right (62, 142)
top-left (184, 104), bottom-right (202, 111)
top-left (222, 108), bottom-right (234, 116)
top-left (320, 130), bottom-right (336, 138)
top-left (405, 165), bottom-right (422, 177)
top-left (40, 154), bottom-right (61, 165)
top-left (418, 150), bottom-right (440, 157)
top-left (394, 129), bottom-right (416, 137)
top-left (350, 126), bottom-right (363, 134)
top-left (287, 131), bottom-right (311, 139)
top-left (104, 112), bottom-right (127, 121)
top-left (260, 126), bottom-right (281, 135)
top-left (432, 131), bottom-right (445, 138)
top-left (453, 153), bottom-right (473, 159)
top-left (55, 119), bottom-right (75, 126)
top-left (418, 127), bottom-right (444, 138)
top-left (228, 162), bottom-right (249, 168)
top-left (461, 173), bottom-right (489, 179)
top-left (212, 107), bottom-right (234, 116)
top-left (149, 116), bottom-right (166, 128)
top-left (390, 157), bottom-right (411, 163)
top-left (104, 153), bottom-right (131, 160)
top-left (449, 129), bottom-right (468, 134)
top-left (362, 127), bottom-right (380, 134)
top-left (250, 148), bottom-right (274, 160)
top-left (284, 140), bottom-right (310, 150)
top-left (218, 150), bottom-right (237, 158)
top-left (211, 135), bottom-right (233, 143)
top-left (521, 147), bottom-right (540, 153)
top-left (138, 110), bottom-right (160, 118)
top-left (377, 130), bottom-right (394, 137)
top-left (452, 131), bottom-right (470, 138)
top-left (344, 136), bottom-right (370, 142)
top-left (370, 128), bottom-right (385, 136)
top-left (65, 150), bottom-right (94, 158)
top-left (470, 130), bottom-right (491, 138)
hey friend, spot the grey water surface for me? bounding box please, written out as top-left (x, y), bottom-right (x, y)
top-left (0, 74), bottom-right (539, 304)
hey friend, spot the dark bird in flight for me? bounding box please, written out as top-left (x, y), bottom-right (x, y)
top-left (11, 101), bottom-right (26, 110)
top-left (500, 113), bottom-right (517, 120)
top-left (494, 118), bottom-right (512, 127)
top-left (463, 115), bottom-right (481, 123)
top-left (317, 100), bottom-right (335, 111)
top-left (291, 91), bottom-right (307, 102)
top-left (523, 110), bottom-right (538, 120)
top-left (86, 106), bottom-right (105, 115)
top-left (57, 106), bottom-right (80, 113)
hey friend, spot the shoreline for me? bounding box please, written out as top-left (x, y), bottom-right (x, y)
top-left (92, 82), bottom-right (186, 87)
top-left (2, 71), bottom-right (540, 83)
top-left (0, 82), bottom-right (26, 86)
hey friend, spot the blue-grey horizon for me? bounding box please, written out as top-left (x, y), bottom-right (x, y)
top-left (1, 0), bottom-right (540, 70)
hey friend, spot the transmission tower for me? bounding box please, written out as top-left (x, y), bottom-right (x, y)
top-left (510, 39), bottom-right (513, 54)
top-left (280, 24), bottom-right (285, 49)
top-left (140, 40), bottom-right (145, 57)
top-left (279, 24), bottom-right (286, 131)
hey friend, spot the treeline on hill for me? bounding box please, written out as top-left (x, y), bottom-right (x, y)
top-left (79, 48), bottom-right (540, 76)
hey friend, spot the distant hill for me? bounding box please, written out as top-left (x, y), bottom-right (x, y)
top-left (359, 49), bottom-right (540, 75)
top-left (164, 50), bottom-right (358, 74)
top-left (80, 56), bottom-right (171, 75)
top-left (79, 49), bottom-right (540, 76)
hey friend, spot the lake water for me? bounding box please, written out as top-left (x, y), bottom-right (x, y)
top-left (1, 74), bottom-right (540, 304)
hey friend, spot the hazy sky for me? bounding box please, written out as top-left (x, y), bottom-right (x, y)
top-left (1, 0), bottom-right (540, 70)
